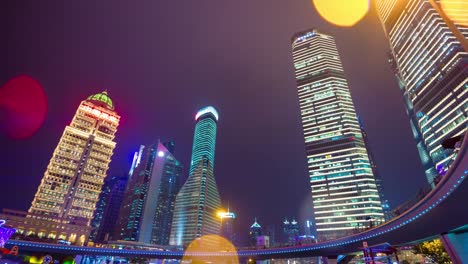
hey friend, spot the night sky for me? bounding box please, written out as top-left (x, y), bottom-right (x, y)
top-left (1, 1), bottom-right (428, 244)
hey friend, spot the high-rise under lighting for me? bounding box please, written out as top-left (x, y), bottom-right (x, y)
top-left (291, 29), bottom-right (385, 241)
top-left (28, 91), bottom-right (120, 244)
top-left (170, 106), bottom-right (222, 247)
top-left (189, 106), bottom-right (219, 176)
top-left (376, 0), bottom-right (467, 186)
top-left (116, 142), bottom-right (183, 245)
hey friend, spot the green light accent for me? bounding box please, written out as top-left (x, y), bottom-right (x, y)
top-left (87, 91), bottom-right (114, 110)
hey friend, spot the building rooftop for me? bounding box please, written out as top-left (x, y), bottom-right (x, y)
top-left (195, 106), bottom-right (219, 121)
top-left (87, 91), bottom-right (114, 110)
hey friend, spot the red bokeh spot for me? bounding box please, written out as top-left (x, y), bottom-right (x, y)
top-left (0, 75), bottom-right (48, 139)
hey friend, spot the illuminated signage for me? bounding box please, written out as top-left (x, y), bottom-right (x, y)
top-left (218, 212), bottom-right (236, 219)
top-left (0, 245), bottom-right (18, 256)
top-left (80, 105), bottom-right (118, 123)
top-left (0, 220), bottom-right (5, 227)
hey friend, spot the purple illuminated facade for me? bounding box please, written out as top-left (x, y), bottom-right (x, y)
top-left (0, 220), bottom-right (15, 248)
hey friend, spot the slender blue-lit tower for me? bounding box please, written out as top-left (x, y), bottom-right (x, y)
top-left (170, 106), bottom-right (222, 246)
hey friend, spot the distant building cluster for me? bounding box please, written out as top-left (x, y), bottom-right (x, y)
top-left (0, 0), bottom-right (465, 248)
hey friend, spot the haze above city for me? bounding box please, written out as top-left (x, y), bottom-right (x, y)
top-left (1, 0), bottom-right (428, 244)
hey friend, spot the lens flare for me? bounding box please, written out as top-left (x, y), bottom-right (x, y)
top-left (0, 75), bottom-right (48, 139)
top-left (182, 235), bottom-right (239, 264)
top-left (312, 0), bottom-right (370, 27)
top-left (441, 0), bottom-right (468, 26)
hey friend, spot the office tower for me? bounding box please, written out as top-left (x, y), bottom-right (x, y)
top-left (249, 218), bottom-right (262, 246)
top-left (28, 91), bottom-right (119, 242)
top-left (218, 210), bottom-right (237, 245)
top-left (151, 143), bottom-right (184, 245)
top-left (304, 220), bottom-right (312, 236)
top-left (282, 218), bottom-right (299, 245)
top-left (89, 174), bottom-right (120, 241)
top-left (376, 0), bottom-right (467, 186)
top-left (291, 29), bottom-right (385, 241)
top-left (265, 225), bottom-right (276, 247)
top-left (93, 174), bottom-right (127, 242)
top-left (170, 106), bottom-right (222, 247)
top-left (189, 106), bottom-right (218, 175)
top-left (116, 142), bottom-right (183, 244)
top-left (358, 117), bottom-right (392, 220)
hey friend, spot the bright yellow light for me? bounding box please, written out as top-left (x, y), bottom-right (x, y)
top-left (312, 0), bottom-right (369, 27)
top-left (217, 210), bottom-right (226, 218)
top-left (441, 0), bottom-right (468, 26)
top-left (182, 235), bottom-right (239, 264)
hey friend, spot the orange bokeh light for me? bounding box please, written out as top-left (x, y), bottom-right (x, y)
top-left (312, 0), bottom-right (370, 27)
top-left (441, 0), bottom-right (468, 26)
top-left (182, 235), bottom-right (239, 264)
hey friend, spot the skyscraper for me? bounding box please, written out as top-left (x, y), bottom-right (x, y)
top-left (249, 218), bottom-right (262, 246)
top-left (28, 91), bottom-right (120, 244)
top-left (376, 0), bottom-right (467, 186)
top-left (116, 142), bottom-right (183, 244)
top-left (189, 106), bottom-right (219, 175)
top-left (170, 106), bottom-right (222, 247)
top-left (291, 29), bottom-right (385, 241)
top-left (90, 174), bottom-right (127, 243)
top-left (282, 218), bottom-right (299, 245)
top-left (218, 209), bottom-right (237, 245)
top-left (358, 117), bottom-right (391, 220)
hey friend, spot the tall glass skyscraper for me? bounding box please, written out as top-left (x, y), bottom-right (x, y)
top-left (116, 142), bottom-right (183, 244)
top-left (28, 91), bottom-right (120, 244)
top-left (189, 106), bottom-right (219, 175)
top-left (90, 173), bottom-right (127, 243)
top-left (170, 106), bottom-right (222, 246)
top-left (376, 0), bottom-right (467, 185)
top-left (291, 29), bottom-right (385, 241)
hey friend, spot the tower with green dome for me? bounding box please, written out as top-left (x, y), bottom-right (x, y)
top-left (28, 91), bottom-right (120, 245)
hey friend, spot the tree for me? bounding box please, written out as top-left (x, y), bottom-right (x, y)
top-left (412, 239), bottom-right (452, 264)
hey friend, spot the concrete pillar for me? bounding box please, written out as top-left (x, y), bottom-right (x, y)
top-left (326, 256), bottom-right (338, 264)
top-left (440, 232), bottom-right (468, 263)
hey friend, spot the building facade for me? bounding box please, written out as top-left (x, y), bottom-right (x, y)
top-left (89, 174), bottom-right (116, 242)
top-left (0, 209), bottom-right (91, 246)
top-left (219, 210), bottom-right (237, 245)
top-left (249, 218), bottom-right (262, 247)
top-left (189, 106), bottom-right (218, 176)
top-left (376, 0), bottom-right (467, 186)
top-left (92, 174), bottom-right (127, 243)
top-left (283, 218), bottom-right (299, 245)
top-left (24, 91), bottom-right (120, 244)
top-left (170, 106), bottom-right (222, 247)
top-left (291, 29), bottom-right (385, 241)
top-left (359, 117), bottom-right (392, 220)
top-left (116, 142), bottom-right (183, 245)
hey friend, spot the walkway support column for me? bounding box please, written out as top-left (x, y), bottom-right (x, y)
top-left (325, 255), bottom-right (337, 264)
top-left (440, 232), bottom-right (468, 263)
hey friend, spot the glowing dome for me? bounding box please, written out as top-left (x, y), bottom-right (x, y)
top-left (87, 91), bottom-right (114, 110)
top-left (195, 106), bottom-right (219, 121)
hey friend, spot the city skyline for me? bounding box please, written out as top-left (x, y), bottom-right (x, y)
top-left (2, 1), bottom-right (432, 246)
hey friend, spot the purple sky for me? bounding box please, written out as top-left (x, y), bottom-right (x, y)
top-left (1, 1), bottom-right (428, 244)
